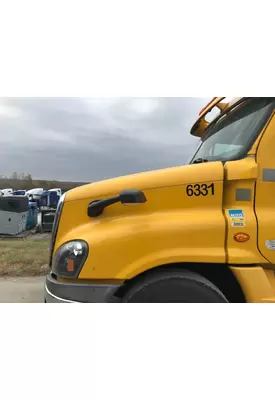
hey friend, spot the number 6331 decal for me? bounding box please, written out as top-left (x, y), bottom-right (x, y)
top-left (186, 183), bottom-right (215, 197)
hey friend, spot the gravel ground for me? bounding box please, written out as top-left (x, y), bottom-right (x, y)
top-left (0, 276), bottom-right (45, 303)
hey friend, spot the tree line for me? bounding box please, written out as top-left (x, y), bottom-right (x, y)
top-left (0, 172), bottom-right (86, 191)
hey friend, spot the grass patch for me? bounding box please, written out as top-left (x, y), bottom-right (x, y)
top-left (0, 235), bottom-right (50, 276)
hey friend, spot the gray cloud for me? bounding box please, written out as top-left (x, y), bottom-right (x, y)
top-left (0, 97), bottom-right (208, 182)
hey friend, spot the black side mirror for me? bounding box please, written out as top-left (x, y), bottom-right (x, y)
top-left (88, 189), bottom-right (147, 217)
top-left (120, 189), bottom-right (147, 204)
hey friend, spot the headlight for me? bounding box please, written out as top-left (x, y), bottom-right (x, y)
top-left (52, 240), bottom-right (89, 278)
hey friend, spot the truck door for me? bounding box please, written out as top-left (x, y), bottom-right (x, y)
top-left (255, 105), bottom-right (275, 263)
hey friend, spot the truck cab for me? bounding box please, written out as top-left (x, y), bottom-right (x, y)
top-left (49, 188), bottom-right (62, 197)
top-left (45, 97), bottom-right (275, 303)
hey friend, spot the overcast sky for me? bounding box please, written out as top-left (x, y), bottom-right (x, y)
top-left (0, 97), bottom-right (209, 182)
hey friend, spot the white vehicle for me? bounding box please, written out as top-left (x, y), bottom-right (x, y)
top-left (1, 188), bottom-right (13, 196)
top-left (49, 188), bottom-right (62, 197)
top-left (26, 188), bottom-right (44, 201)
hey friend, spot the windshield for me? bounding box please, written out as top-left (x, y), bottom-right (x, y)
top-left (190, 98), bottom-right (275, 163)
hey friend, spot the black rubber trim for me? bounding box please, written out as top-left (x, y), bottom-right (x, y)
top-left (49, 195), bottom-right (65, 267)
top-left (45, 274), bottom-right (121, 303)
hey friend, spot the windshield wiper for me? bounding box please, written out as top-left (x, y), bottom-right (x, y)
top-left (192, 158), bottom-right (209, 164)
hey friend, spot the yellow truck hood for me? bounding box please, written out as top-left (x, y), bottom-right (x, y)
top-left (65, 161), bottom-right (224, 202)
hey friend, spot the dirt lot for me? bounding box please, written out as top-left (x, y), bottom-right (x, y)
top-left (0, 234), bottom-right (50, 277)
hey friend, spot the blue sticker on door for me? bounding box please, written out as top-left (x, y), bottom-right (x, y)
top-left (228, 210), bottom-right (244, 219)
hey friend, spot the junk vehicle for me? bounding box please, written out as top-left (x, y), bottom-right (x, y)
top-left (39, 190), bottom-right (60, 232)
top-left (26, 188), bottom-right (43, 202)
top-left (13, 190), bottom-right (27, 196)
top-left (1, 188), bottom-right (13, 196)
top-left (45, 97), bottom-right (275, 303)
top-left (39, 190), bottom-right (60, 209)
top-left (0, 196), bottom-right (29, 235)
top-left (49, 188), bottom-right (62, 197)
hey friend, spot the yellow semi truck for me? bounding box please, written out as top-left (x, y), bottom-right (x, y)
top-left (44, 97), bottom-right (275, 303)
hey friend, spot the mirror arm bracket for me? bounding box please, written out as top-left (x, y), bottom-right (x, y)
top-left (87, 189), bottom-right (147, 218)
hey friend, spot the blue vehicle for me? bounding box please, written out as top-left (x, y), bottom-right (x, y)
top-left (26, 201), bottom-right (38, 230)
top-left (13, 190), bottom-right (27, 196)
top-left (39, 190), bottom-right (60, 209)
